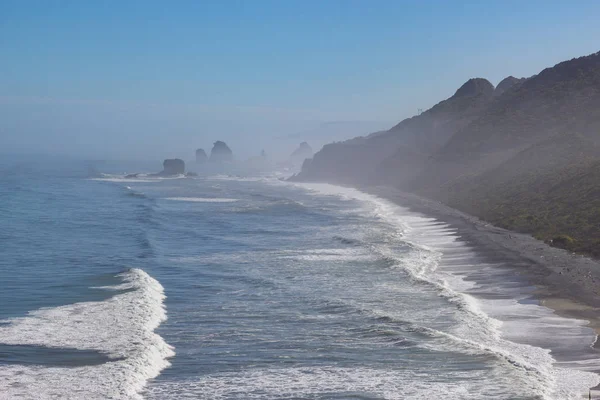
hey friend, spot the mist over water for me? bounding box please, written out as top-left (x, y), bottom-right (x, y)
top-left (1, 161), bottom-right (599, 399)
top-left (3, 1), bottom-right (600, 398)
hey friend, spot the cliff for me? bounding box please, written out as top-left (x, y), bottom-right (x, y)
top-left (414, 51), bottom-right (600, 193)
top-left (294, 77), bottom-right (495, 185)
top-left (294, 50), bottom-right (600, 257)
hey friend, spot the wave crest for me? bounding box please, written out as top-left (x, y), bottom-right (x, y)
top-left (0, 268), bottom-right (174, 399)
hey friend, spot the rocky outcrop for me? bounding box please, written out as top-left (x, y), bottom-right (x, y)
top-left (290, 142), bottom-right (313, 164)
top-left (160, 159), bottom-right (185, 175)
top-left (209, 141), bottom-right (233, 163)
top-left (195, 149), bottom-right (208, 164)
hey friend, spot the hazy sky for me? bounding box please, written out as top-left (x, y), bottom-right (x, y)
top-left (2, 0), bottom-right (600, 160)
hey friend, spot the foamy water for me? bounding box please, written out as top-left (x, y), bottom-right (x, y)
top-left (0, 269), bottom-right (174, 399)
top-left (90, 173), bottom-right (187, 183)
top-left (4, 166), bottom-right (600, 400)
top-left (293, 182), bottom-right (600, 399)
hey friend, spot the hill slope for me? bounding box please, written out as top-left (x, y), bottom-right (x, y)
top-left (295, 78), bottom-right (496, 184)
top-left (294, 51), bottom-right (600, 257)
top-left (442, 133), bottom-right (600, 256)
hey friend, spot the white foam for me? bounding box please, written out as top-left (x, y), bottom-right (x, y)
top-left (207, 174), bottom-right (276, 182)
top-left (91, 177), bottom-right (157, 183)
top-left (278, 248), bottom-right (375, 262)
top-left (293, 183), bottom-right (410, 234)
top-left (164, 197), bottom-right (238, 203)
top-left (294, 183), bottom-right (600, 399)
top-left (0, 268), bottom-right (174, 400)
top-left (152, 174), bottom-right (186, 180)
top-left (90, 173), bottom-right (187, 183)
top-left (143, 365), bottom-right (551, 399)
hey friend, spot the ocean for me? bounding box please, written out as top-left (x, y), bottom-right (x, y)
top-left (1, 159), bottom-right (600, 399)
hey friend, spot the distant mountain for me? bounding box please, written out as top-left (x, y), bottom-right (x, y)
top-left (293, 50), bottom-right (600, 257)
top-left (295, 77), bottom-right (496, 184)
top-left (414, 51), bottom-right (600, 192)
top-left (285, 121), bottom-right (391, 141)
top-left (290, 142), bottom-right (313, 164)
top-left (276, 121), bottom-right (391, 159)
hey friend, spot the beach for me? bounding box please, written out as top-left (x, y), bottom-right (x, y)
top-left (367, 185), bottom-right (600, 393)
top-left (369, 187), bottom-right (600, 307)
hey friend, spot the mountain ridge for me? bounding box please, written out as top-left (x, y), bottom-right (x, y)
top-left (292, 50), bottom-right (600, 257)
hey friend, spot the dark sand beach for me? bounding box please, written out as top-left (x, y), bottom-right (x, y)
top-left (365, 186), bottom-right (600, 393)
top-left (368, 187), bottom-right (600, 311)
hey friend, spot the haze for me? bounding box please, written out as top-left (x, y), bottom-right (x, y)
top-left (1, 0), bottom-right (600, 160)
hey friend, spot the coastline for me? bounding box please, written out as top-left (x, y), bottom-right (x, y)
top-left (364, 186), bottom-right (600, 310)
top-left (361, 185), bottom-right (600, 390)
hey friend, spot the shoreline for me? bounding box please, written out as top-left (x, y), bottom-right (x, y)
top-left (361, 185), bottom-right (600, 391)
top-left (365, 187), bottom-right (600, 308)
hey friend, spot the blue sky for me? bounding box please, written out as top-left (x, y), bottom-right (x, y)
top-left (1, 1), bottom-right (599, 160)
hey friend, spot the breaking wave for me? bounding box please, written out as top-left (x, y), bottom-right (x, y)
top-left (0, 268), bottom-right (174, 399)
top-left (291, 182), bottom-right (600, 399)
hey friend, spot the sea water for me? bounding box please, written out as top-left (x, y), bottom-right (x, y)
top-left (1, 159), bottom-right (600, 399)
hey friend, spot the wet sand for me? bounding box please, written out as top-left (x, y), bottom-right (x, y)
top-left (365, 186), bottom-right (600, 395)
top-left (366, 187), bottom-right (600, 310)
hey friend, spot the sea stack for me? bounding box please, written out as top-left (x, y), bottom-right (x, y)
top-left (209, 141), bottom-right (233, 163)
top-left (195, 148), bottom-right (208, 164)
top-left (161, 158), bottom-right (185, 175)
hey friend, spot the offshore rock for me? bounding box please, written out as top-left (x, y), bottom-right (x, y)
top-left (209, 141), bottom-right (233, 163)
top-left (160, 159), bottom-right (185, 175)
top-left (195, 149), bottom-right (208, 164)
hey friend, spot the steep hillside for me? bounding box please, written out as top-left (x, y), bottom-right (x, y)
top-left (294, 78), bottom-right (495, 184)
top-left (440, 53), bottom-right (600, 158)
top-left (441, 133), bottom-right (600, 256)
top-left (412, 52), bottom-right (600, 192)
top-left (493, 76), bottom-right (526, 97)
top-left (294, 50), bottom-right (600, 257)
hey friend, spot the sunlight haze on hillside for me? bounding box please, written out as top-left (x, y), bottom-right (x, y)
top-left (1, 0), bottom-right (600, 160)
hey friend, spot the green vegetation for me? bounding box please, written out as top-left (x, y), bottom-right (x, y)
top-left (297, 51), bottom-right (600, 259)
top-left (443, 145), bottom-right (600, 257)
